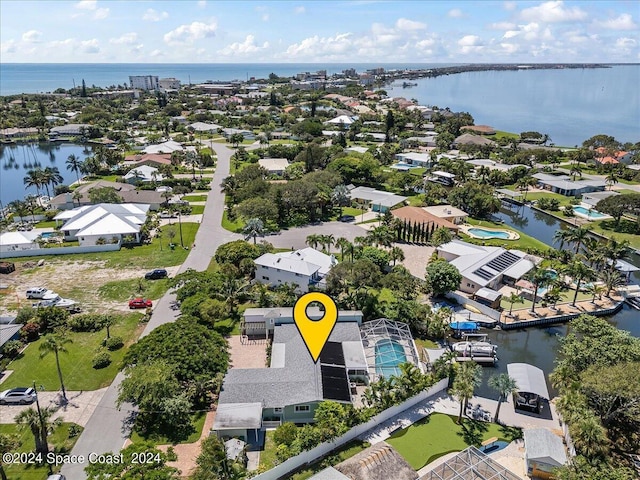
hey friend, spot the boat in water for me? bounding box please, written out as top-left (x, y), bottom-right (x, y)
top-left (452, 341), bottom-right (497, 357)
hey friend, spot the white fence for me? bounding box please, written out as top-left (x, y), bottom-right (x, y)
top-left (0, 243), bottom-right (120, 259)
top-left (445, 291), bottom-right (502, 321)
top-left (12, 215), bottom-right (47, 223)
top-left (251, 378), bottom-right (449, 480)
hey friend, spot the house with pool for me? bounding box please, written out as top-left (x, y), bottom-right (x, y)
top-left (437, 240), bottom-right (539, 308)
top-left (213, 317), bottom-right (421, 445)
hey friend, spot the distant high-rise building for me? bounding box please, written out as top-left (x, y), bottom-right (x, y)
top-left (159, 77), bottom-right (181, 90)
top-left (129, 75), bottom-right (159, 91)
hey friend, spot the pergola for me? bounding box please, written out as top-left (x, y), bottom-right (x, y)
top-left (360, 318), bottom-right (421, 381)
top-left (420, 446), bottom-right (521, 480)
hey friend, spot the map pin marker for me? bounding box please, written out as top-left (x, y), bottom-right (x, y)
top-left (293, 292), bottom-right (338, 363)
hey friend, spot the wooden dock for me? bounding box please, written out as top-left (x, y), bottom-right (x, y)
top-left (455, 356), bottom-right (497, 365)
top-left (499, 302), bottom-right (624, 330)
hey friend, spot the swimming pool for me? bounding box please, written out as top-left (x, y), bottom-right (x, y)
top-left (479, 440), bottom-right (509, 454)
top-left (573, 206), bottom-right (608, 219)
top-left (40, 232), bottom-right (55, 239)
top-left (375, 339), bottom-right (407, 377)
top-left (391, 162), bottom-right (420, 170)
top-left (467, 228), bottom-right (511, 239)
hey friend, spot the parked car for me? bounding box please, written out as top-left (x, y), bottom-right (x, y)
top-left (26, 287), bottom-right (56, 299)
top-left (145, 269), bottom-right (168, 280)
top-left (0, 387), bottom-right (36, 405)
top-left (129, 298), bottom-right (152, 309)
top-left (339, 215), bottom-right (356, 223)
top-left (47, 475), bottom-right (66, 480)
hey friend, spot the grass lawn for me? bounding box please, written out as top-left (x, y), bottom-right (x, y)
top-left (34, 220), bottom-right (57, 228)
top-left (190, 205), bottom-right (205, 215)
top-left (222, 211), bottom-right (245, 233)
top-left (130, 411), bottom-right (207, 446)
top-left (182, 194), bottom-right (208, 202)
top-left (3, 223), bottom-right (200, 269)
top-left (487, 130), bottom-right (519, 140)
top-left (500, 289), bottom-right (594, 312)
top-left (387, 413), bottom-right (520, 470)
top-left (521, 191), bottom-right (575, 207)
top-left (406, 195), bottom-right (425, 206)
top-left (0, 423), bottom-right (83, 480)
top-left (463, 218), bottom-right (550, 251)
top-left (329, 206), bottom-right (364, 221)
top-left (97, 278), bottom-right (171, 302)
top-left (589, 219), bottom-right (640, 250)
top-left (415, 338), bottom-right (440, 350)
top-left (3, 313), bottom-right (144, 391)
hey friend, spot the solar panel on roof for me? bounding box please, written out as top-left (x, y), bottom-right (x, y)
top-left (486, 251), bottom-right (520, 272)
top-left (320, 365), bottom-right (351, 402)
top-left (319, 342), bottom-right (346, 366)
top-left (474, 268), bottom-right (494, 280)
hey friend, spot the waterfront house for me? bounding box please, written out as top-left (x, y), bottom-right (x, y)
top-left (50, 180), bottom-right (163, 211)
top-left (124, 165), bottom-right (162, 184)
top-left (524, 429), bottom-right (568, 479)
top-left (254, 247), bottom-right (337, 293)
top-left (593, 147), bottom-right (633, 165)
top-left (437, 240), bottom-right (538, 296)
top-left (242, 307), bottom-right (363, 338)
top-left (453, 133), bottom-right (497, 148)
top-left (142, 140), bottom-right (183, 155)
top-left (395, 152), bottom-right (433, 168)
top-left (422, 205), bottom-right (469, 225)
top-left (123, 153), bottom-right (172, 168)
top-left (49, 123), bottom-right (91, 139)
top-left (532, 173), bottom-right (606, 196)
top-left (581, 190), bottom-right (619, 209)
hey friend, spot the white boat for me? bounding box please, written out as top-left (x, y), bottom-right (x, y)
top-left (453, 341), bottom-right (497, 357)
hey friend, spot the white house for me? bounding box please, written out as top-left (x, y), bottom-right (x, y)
top-left (124, 165), bottom-right (163, 184)
top-left (395, 152), bottom-right (433, 168)
top-left (325, 115), bottom-right (356, 126)
top-left (0, 231), bottom-right (40, 253)
top-left (258, 158), bottom-right (290, 176)
top-left (143, 140), bottom-right (183, 155)
top-left (55, 203), bottom-right (150, 246)
top-left (349, 186), bottom-right (407, 213)
top-left (254, 247), bottom-right (337, 292)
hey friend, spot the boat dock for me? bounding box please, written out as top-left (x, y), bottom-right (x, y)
top-left (620, 285), bottom-right (640, 310)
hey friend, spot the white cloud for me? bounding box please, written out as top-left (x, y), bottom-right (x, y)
top-left (615, 37), bottom-right (637, 49)
top-left (295, 6), bottom-right (305, 14)
top-left (395, 18), bottom-right (426, 31)
top-left (22, 30), bottom-right (43, 43)
top-left (285, 33), bottom-right (354, 58)
top-left (500, 42), bottom-right (519, 53)
top-left (93, 7), bottom-right (109, 20)
top-left (262, 13), bottom-right (270, 22)
top-left (150, 49), bottom-right (164, 57)
top-left (80, 39), bottom-right (100, 53)
top-left (197, 1), bottom-right (206, 8)
top-left (503, 30), bottom-right (520, 39)
top-left (594, 14), bottom-right (637, 31)
top-left (109, 33), bottom-right (139, 45)
top-left (164, 20), bottom-right (217, 45)
top-left (76, 0), bottom-right (97, 10)
top-left (143, 8), bottom-right (169, 22)
top-left (0, 40), bottom-right (17, 54)
top-left (489, 21), bottom-right (516, 30)
top-left (520, 1), bottom-right (587, 23)
top-left (218, 35), bottom-right (269, 56)
top-left (448, 8), bottom-right (464, 19)
top-left (458, 35), bottom-right (484, 54)
top-left (503, 1), bottom-right (517, 11)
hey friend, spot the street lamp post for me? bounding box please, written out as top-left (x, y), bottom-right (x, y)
top-left (178, 212), bottom-right (184, 248)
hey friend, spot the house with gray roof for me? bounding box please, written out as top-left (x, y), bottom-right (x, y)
top-left (349, 186), bottom-right (407, 213)
top-left (524, 428), bottom-right (568, 478)
top-left (532, 173), bottom-right (606, 197)
top-left (214, 322), bottom-right (367, 444)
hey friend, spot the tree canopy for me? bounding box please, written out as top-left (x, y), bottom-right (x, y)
top-left (425, 259), bottom-right (462, 296)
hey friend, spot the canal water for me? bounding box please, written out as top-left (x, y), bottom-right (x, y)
top-left (474, 203), bottom-right (639, 399)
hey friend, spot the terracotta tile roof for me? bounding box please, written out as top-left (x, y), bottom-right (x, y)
top-left (461, 124), bottom-right (496, 135)
top-left (392, 206), bottom-right (459, 230)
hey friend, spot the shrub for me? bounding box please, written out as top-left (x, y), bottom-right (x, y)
top-left (16, 307), bottom-right (36, 324)
top-left (2, 340), bottom-right (23, 358)
top-left (68, 424), bottom-right (82, 438)
top-left (92, 352), bottom-right (112, 369)
top-left (21, 322), bottom-right (40, 342)
top-left (67, 313), bottom-right (103, 332)
top-left (105, 336), bottom-right (124, 351)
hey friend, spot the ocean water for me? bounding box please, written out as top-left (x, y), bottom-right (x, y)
top-left (386, 65), bottom-right (640, 147)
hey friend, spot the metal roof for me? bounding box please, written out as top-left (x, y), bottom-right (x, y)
top-left (507, 363), bottom-right (550, 399)
top-left (524, 428), bottom-right (568, 467)
top-left (420, 446), bottom-right (521, 480)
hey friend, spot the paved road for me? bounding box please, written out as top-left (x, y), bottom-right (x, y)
top-left (61, 143), bottom-right (238, 479)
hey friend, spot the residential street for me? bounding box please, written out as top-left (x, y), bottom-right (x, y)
top-left (61, 143), bottom-right (237, 479)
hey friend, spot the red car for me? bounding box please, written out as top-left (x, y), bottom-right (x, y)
top-left (129, 298), bottom-right (152, 309)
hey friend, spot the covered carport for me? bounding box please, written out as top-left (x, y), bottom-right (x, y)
top-left (507, 363), bottom-right (550, 414)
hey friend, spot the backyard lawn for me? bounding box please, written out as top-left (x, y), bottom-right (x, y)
top-left (130, 411), bottom-right (207, 445)
top-left (190, 205), bottom-right (205, 215)
top-left (0, 423), bottom-right (83, 480)
top-left (182, 194), bottom-right (208, 202)
top-left (462, 218), bottom-right (550, 251)
top-left (2, 313), bottom-right (144, 391)
top-left (387, 413), bottom-right (520, 470)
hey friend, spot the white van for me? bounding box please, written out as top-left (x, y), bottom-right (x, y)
top-left (26, 287), bottom-right (56, 299)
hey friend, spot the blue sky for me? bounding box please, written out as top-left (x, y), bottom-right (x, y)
top-left (1, 1), bottom-right (638, 63)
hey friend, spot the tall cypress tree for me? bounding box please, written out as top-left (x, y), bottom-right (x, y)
top-left (81, 79), bottom-right (87, 97)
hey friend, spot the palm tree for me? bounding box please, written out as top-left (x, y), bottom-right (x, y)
top-left (598, 269), bottom-right (625, 297)
top-left (0, 432), bottom-right (20, 480)
top-left (24, 195), bottom-right (39, 222)
top-left (601, 238), bottom-right (632, 274)
top-left (569, 162), bottom-right (583, 181)
top-left (571, 415), bottom-right (610, 461)
top-left (451, 362), bottom-right (482, 423)
top-left (335, 237), bottom-right (352, 261)
top-left (39, 331), bottom-right (72, 401)
top-left (566, 226), bottom-right (591, 254)
top-left (23, 168), bottom-right (44, 197)
top-left (488, 373), bottom-right (518, 423)
top-left (15, 406), bottom-right (61, 455)
top-left (389, 246), bottom-right (405, 266)
top-left (527, 267), bottom-right (552, 314)
top-left (564, 259), bottom-right (595, 306)
top-left (42, 166), bottom-right (63, 197)
top-left (506, 292), bottom-right (524, 316)
top-left (305, 234), bottom-right (321, 249)
top-left (66, 153), bottom-right (83, 185)
top-left (318, 234), bottom-right (335, 253)
top-left (553, 228), bottom-right (573, 251)
top-left (8, 199), bottom-right (29, 222)
top-left (243, 218), bottom-right (264, 245)
top-left (605, 172), bottom-right (619, 191)
top-left (543, 286), bottom-right (563, 310)
top-left (585, 283), bottom-right (605, 303)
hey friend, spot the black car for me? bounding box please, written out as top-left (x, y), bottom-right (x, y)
top-left (145, 269), bottom-right (168, 280)
top-left (339, 215), bottom-right (356, 223)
